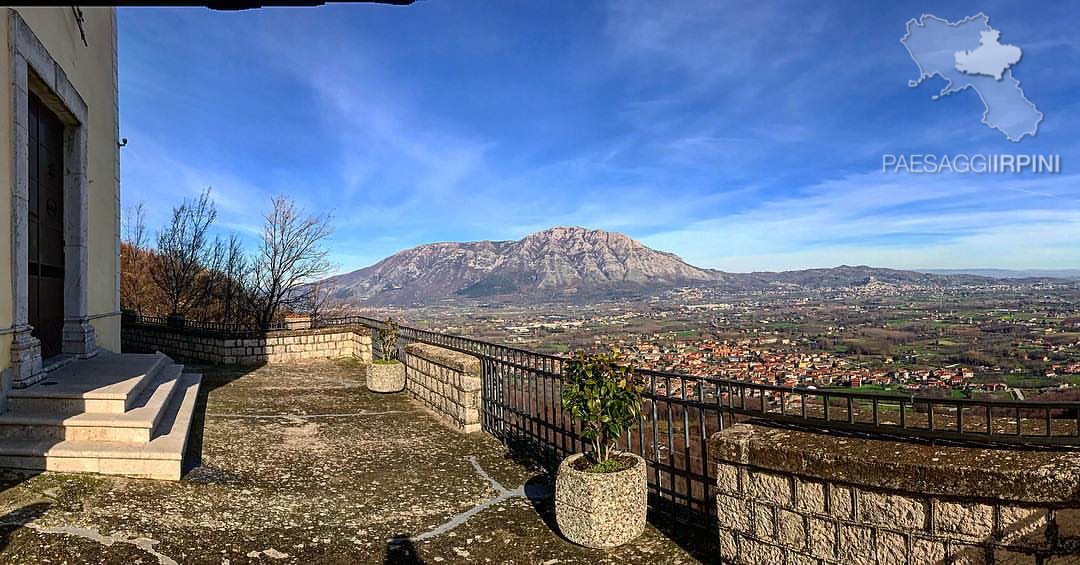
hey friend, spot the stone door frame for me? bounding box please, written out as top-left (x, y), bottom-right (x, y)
top-left (9, 10), bottom-right (95, 388)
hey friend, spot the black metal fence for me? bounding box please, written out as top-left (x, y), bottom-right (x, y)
top-left (343, 315), bottom-right (1080, 528)
top-left (122, 312), bottom-right (289, 335)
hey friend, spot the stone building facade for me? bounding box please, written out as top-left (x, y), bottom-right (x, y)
top-left (0, 8), bottom-right (121, 401)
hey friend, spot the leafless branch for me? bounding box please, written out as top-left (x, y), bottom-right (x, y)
top-left (249, 196), bottom-right (334, 327)
top-left (151, 188), bottom-right (222, 317)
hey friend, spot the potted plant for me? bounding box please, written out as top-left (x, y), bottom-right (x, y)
top-left (367, 318), bottom-right (405, 393)
top-left (555, 351), bottom-right (647, 548)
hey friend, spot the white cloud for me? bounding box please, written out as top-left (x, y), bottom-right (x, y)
top-left (119, 7), bottom-right (1080, 275)
top-left (120, 130), bottom-right (268, 242)
top-left (641, 171), bottom-right (1080, 271)
top-left (246, 19), bottom-right (494, 232)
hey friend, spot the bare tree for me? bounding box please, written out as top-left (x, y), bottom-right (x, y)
top-left (219, 233), bottom-right (249, 323)
top-left (122, 201), bottom-right (147, 249)
top-left (120, 201), bottom-right (163, 314)
top-left (249, 196), bottom-right (333, 327)
top-left (302, 281), bottom-right (336, 325)
top-left (152, 188), bottom-right (224, 317)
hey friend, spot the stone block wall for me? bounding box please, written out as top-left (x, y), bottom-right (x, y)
top-left (712, 424), bottom-right (1080, 564)
top-left (122, 324), bottom-right (372, 366)
top-left (403, 343), bottom-right (482, 433)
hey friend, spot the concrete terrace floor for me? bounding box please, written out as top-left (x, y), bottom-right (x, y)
top-left (0, 359), bottom-right (712, 564)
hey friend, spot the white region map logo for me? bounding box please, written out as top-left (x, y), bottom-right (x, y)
top-left (902, 13), bottom-right (1041, 142)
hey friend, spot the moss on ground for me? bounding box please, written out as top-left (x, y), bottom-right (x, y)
top-left (0, 359), bottom-right (702, 564)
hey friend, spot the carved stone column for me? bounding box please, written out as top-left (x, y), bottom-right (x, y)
top-left (8, 48), bottom-right (42, 387)
top-left (61, 111), bottom-right (95, 358)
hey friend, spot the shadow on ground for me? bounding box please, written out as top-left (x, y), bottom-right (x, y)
top-left (0, 359), bottom-right (705, 563)
top-left (0, 501), bottom-right (50, 553)
top-left (385, 535), bottom-right (426, 564)
top-left (179, 362), bottom-right (262, 477)
top-left (495, 432), bottom-right (720, 561)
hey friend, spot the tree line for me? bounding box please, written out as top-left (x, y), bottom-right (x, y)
top-left (121, 188), bottom-right (339, 328)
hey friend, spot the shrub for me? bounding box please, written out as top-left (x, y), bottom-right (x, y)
top-left (378, 318), bottom-right (400, 363)
top-left (561, 351), bottom-right (642, 469)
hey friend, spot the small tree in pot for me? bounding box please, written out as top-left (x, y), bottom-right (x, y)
top-left (367, 318), bottom-right (405, 393)
top-left (555, 350), bottom-right (647, 548)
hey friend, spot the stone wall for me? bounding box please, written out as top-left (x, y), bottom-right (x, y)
top-left (403, 343), bottom-right (482, 433)
top-left (712, 423), bottom-right (1080, 564)
top-left (121, 324), bottom-right (372, 366)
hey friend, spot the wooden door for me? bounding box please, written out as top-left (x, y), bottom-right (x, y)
top-left (28, 92), bottom-right (65, 359)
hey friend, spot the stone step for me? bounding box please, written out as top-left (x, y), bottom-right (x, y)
top-left (0, 373), bottom-right (202, 480)
top-left (0, 365), bottom-right (184, 443)
top-left (6, 352), bottom-right (169, 414)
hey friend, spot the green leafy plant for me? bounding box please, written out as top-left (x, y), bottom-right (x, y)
top-left (377, 318), bottom-right (400, 363)
top-left (561, 351), bottom-right (642, 469)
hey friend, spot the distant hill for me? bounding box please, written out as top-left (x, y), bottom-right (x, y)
top-left (318, 227), bottom-right (1052, 306)
top-left (920, 268), bottom-right (1080, 280)
top-left (746, 265), bottom-right (989, 287)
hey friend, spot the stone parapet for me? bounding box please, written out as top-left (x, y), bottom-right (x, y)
top-left (403, 342), bottom-right (482, 433)
top-left (711, 423), bottom-right (1080, 564)
top-left (121, 324), bottom-right (372, 366)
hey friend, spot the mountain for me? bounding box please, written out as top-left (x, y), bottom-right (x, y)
top-left (920, 268), bottom-right (1080, 280)
top-left (322, 227), bottom-right (720, 305)
top-left (748, 265), bottom-right (991, 287)
top-left (318, 227), bottom-right (1058, 306)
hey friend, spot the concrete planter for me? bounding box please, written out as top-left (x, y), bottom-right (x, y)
top-left (367, 361), bottom-right (405, 393)
top-left (555, 452), bottom-right (647, 548)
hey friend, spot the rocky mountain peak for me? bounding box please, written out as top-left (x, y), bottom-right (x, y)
top-left (320, 227), bottom-right (714, 305)
top-left (317, 228), bottom-right (1002, 307)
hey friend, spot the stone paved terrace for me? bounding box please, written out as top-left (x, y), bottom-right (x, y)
top-left (0, 359), bottom-right (713, 564)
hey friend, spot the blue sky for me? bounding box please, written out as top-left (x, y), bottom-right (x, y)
top-left (119, 1), bottom-right (1080, 274)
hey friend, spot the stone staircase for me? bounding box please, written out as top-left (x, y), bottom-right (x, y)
top-left (0, 352), bottom-right (202, 480)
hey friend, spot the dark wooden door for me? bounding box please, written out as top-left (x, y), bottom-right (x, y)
top-left (28, 92), bottom-right (65, 359)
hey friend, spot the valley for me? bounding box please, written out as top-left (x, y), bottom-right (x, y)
top-left (320, 226), bottom-right (1080, 403)
top-left (349, 279), bottom-right (1080, 402)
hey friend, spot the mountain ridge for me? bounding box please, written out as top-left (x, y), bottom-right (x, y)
top-left (319, 227), bottom-right (1056, 306)
top-left (323, 226), bottom-right (718, 305)
top-left (920, 268), bottom-right (1080, 280)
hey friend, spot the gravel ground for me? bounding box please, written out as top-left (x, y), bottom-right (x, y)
top-left (0, 359), bottom-right (712, 564)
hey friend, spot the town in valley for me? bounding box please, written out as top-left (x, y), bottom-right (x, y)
top-left (353, 277), bottom-right (1080, 404)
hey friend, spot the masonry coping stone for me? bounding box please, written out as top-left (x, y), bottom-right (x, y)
top-left (710, 423), bottom-right (1080, 504)
top-left (405, 343), bottom-right (482, 377)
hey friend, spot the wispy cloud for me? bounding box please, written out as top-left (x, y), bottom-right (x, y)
top-left (121, 130), bottom-right (268, 239)
top-left (248, 15), bottom-right (494, 232)
top-left (604, 0), bottom-right (831, 84)
top-left (119, 4), bottom-right (1080, 274)
top-left (643, 172), bottom-right (1080, 271)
